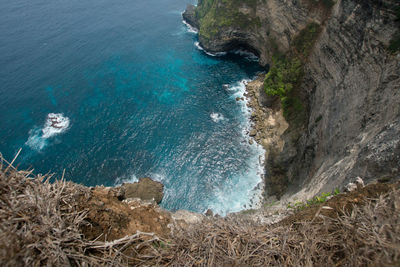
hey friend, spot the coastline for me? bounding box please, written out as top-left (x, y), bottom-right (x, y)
top-left (182, 15), bottom-right (269, 211)
top-left (243, 75), bottom-right (288, 201)
top-left (244, 76), bottom-right (288, 159)
top-left (182, 14), bottom-right (287, 206)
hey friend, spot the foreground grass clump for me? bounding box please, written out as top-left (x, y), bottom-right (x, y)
top-left (164, 183), bottom-right (400, 266)
top-left (1, 154), bottom-right (400, 266)
top-left (0, 154), bottom-right (164, 266)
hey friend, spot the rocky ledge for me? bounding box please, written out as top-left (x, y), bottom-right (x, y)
top-left (119, 177), bottom-right (164, 204)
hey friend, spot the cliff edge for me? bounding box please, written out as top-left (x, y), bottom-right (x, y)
top-left (184, 0), bottom-right (400, 200)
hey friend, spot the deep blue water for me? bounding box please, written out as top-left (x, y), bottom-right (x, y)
top-left (0, 0), bottom-right (265, 214)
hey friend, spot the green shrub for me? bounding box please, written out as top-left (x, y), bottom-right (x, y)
top-left (395, 6), bottom-right (400, 21)
top-left (264, 56), bottom-right (303, 120)
top-left (293, 22), bottom-right (321, 58)
top-left (388, 31), bottom-right (400, 53)
top-left (287, 189), bottom-right (340, 211)
top-left (195, 0), bottom-right (261, 40)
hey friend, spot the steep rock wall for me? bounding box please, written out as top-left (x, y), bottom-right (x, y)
top-left (290, 0), bottom-right (400, 199)
top-left (184, 0), bottom-right (400, 199)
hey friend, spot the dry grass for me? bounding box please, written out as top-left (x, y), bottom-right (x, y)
top-left (160, 189), bottom-right (400, 266)
top-left (0, 154), bottom-right (165, 266)
top-left (0, 152), bottom-right (399, 266)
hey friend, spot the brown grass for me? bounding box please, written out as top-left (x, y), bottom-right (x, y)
top-left (0, 153), bottom-right (399, 266)
top-left (161, 189), bottom-right (400, 266)
top-left (0, 154), bottom-right (165, 266)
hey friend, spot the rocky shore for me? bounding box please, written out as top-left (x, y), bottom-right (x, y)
top-left (244, 76), bottom-right (288, 169)
top-left (243, 75), bottom-right (290, 200)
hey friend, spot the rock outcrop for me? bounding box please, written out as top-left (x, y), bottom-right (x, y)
top-left (120, 177), bottom-right (164, 204)
top-left (184, 0), bottom-right (400, 199)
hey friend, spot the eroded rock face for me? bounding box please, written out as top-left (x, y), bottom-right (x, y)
top-left (184, 0), bottom-right (400, 199)
top-left (182, 4), bottom-right (199, 29)
top-left (121, 177), bottom-right (164, 204)
top-left (183, 0), bottom-right (325, 66)
top-left (287, 0), bottom-right (400, 198)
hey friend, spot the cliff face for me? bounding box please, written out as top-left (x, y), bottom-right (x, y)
top-left (184, 0), bottom-right (400, 199)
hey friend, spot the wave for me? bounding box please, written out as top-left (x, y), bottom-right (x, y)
top-left (114, 173), bottom-right (139, 185)
top-left (182, 20), bottom-right (198, 34)
top-left (193, 40), bottom-right (258, 61)
top-left (42, 113), bottom-right (70, 138)
top-left (114, 172), bottom-right (165, 186)
top-left (210, 112), bottom-right (224, 123)
top-left (194, 42), bottom-right (227, 57)
top-left (202, 79), bottom-right (266, 215)
top-left (25, 113), bottom-right (70, 151)
top-left (229, 79), bottom-right (251, 119)
top-left (25, 128), bottom-right (47, 151)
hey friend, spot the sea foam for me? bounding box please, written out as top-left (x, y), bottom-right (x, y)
top-left (182, 20), bottom-right (198, 33)
top-left (42, 113), bottom-right (70, 138)
top-left (194, 42), bottom-right (227, 57)
top-left (210, 112), bottom-right (224, 123)
top-left (197, 79), bottom-right (266, 215)
top-left (25, 113), bottom-right (70, 151)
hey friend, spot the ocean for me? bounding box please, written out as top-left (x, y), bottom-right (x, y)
top-left (0, 0), bottom-right (265, 215)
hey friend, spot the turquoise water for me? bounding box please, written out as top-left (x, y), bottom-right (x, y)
top-left (0, 0), bottom-right (265, 214)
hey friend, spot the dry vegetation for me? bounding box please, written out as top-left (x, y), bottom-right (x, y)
top-left (0, 154), bottom-right (166, 266)
top-left (0, 153), bottom-right (399, 266)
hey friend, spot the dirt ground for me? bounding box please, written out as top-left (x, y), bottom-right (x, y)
top-left (77, 187), bottom-right (172, 241)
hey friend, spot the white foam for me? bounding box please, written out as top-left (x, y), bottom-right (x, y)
top-left (25, 113), bottom-right (70, 151)
top-left (25, 128), bottom-right (47, 151)
top-left (182, 20), bottom-right (198, 33)
top-left (210, 112), bottom-right (224, 123)
top-left (206, 149), bottom-right (265, 215)
top-left (194, 42), bottom-right (227, 57)
top-left (229, 80), bottom-right (251, 117)
top-left (115, 173), bottom-right (139, 185)
top-left (203, 79), bottom-right (266, 215)
top-left (42, 113), bottom-right (70, 138)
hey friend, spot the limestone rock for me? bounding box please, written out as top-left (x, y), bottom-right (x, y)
top-left (121, 177), bottom-right (164, 204)
top-left (205, 209), bottom-right (214, 217)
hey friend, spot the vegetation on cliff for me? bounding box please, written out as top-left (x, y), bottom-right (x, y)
top-left (388, 6), bottom-right (400, 53)
top-left (264, 56), bottom-right (303, 120)
top-left (264, 22), bottom-right (321, 122)
top-left (194, 0), bottom-right (261, 40)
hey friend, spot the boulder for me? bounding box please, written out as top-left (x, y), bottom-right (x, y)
top-left (121, 177), bottom-right (164, 204)
top-left (205, 209), bottom-right (214, 217)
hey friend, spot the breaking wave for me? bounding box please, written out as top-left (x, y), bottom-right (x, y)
top-left (210, 112), bottom-right (224, 123)
top-left (194, 42), bottom-right (227, 57)
top-left (25, 113), bottom-right (70, 151)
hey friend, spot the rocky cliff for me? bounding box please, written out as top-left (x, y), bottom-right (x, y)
top-left (184, 0), bottom-right (400, 200)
